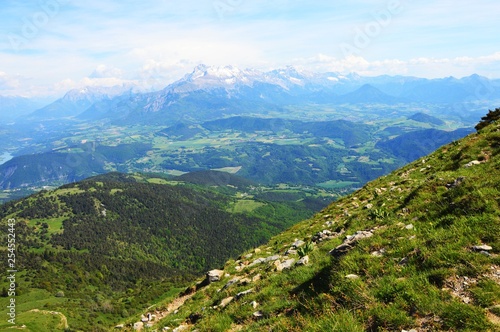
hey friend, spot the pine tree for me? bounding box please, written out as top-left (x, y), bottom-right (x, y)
top-left (475, 108), bottom-right (500, 131)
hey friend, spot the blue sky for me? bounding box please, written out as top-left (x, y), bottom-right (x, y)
top-left (1, 0), bottom-right (499, 97)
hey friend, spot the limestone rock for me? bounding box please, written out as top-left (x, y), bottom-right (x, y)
top-left (292, 239), bottom-right (305, 248)
top-left (446, 177), bottom-right (465, 189)
top-left (264, 255), bottom-right (281, 263)
top-left (220, 277), bottom-right (240, 291)
top-left (207, 269), bottom-right (224, 283)
top-left (329, 243), bottom-right (353, 257)
top-left (473, 244), bottom-right (492, 251)
top-left (238, 277), bottom-right (251, 286)
top-left (236, 288), bottom-right (254, 299)
top-left (330, 229), bottom-right (374, 257)
top-left (296, 255), bottom-right (309, 266)
top-left (249, 257), bottom-right (266, 267)
top-left (253, 311), bottom-right (264, 319)
top-left (219, 296), bottom-right (234, 308)
top-left (371, 248), bottom-right (386, 257)
top-left (464, 160), bottom-right (481, 168)
top-left (281, 258), bottom-right (296, 270)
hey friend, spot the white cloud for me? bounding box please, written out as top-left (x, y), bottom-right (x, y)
top-left (290, 52), bottom-right (500, 78)
top-left (89, 65), bottom-right (124, 79)
top-left (1, 1), bottom-right (500, 96)
top-left (0, 72), bottom-right (21, 90)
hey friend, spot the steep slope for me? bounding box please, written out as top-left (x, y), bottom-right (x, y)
top-left (141, 119), bottom-right (500, 331)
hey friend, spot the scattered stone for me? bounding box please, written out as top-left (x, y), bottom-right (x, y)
top-left (330, 230), bottom-right (373, 257)
top-left (371, 248), bottom-right (386, 257)
top-left (274, 260), bottom-right (283, 271)
top-left (296, 255), bottom-right (309, 266)
top-left (345, 274), bottom-right (360, 279)
top-left (238, 278), bottom-right (251, 286)
top-left (236, 288), bottom-right (254, 299)
top-left (464, 160), bottom-right (481, 168)
top-left (248, 257), bottom-right (266, 267)
top-left (253, 311), bottom-right (264, 319)
top-left (365, 203), bottom-right (373, 209)
top-left (173, 325), bottom-right (188, 332)
top-left (292, 240), bottom-right (305, 248)
top-left (254, 248), bottom-right (261, 254)
top-left (405, 224), bottom-right (414, 230)
top-left (350, 230), bottom-right (374, 242)
top-left (312, 229), bottom-right (336, 243)
top-left (207, 269), bottom-right (224, 283)
top-left (252, 274), bottom-right (261, 282)
top-left (285, 249), bottom-right (298, 255)
top-left (219, 296), bottom-right (234, 308)
top-left (324, 220), bottom-right (335, 227)
top-left (398, 257), bottom-right (409, 265)
top-left (133, 322), bottom-right (143, 331)
top-left (220, 278), bottom-right (240, 291)
top-left (244, 253), bottom-right (253, 259)
top-left (115, 325), bottom-right (124, 329)
top-left (251, 301), bottom-right (259, 309)
top-left (264, 255), bottom-right (281, 263)
top-left (473, 245), bottom-right (493, 251)
top-left (446, 177), bottom-right (465, 189)
top-left (281, 258), bottom-right (296, 270)
top-left (330, 242), bottom-right (354, 258)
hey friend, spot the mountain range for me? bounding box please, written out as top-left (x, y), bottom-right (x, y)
top-left (4, 65), bottom-right (499, 125)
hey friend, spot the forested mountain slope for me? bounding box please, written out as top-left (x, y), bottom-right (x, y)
top-left (0, 172), bottom-right (318, 331)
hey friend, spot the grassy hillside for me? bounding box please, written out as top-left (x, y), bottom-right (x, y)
top-left (137, 119), bottom-right (500, 331)
top-left (0, 172), bottom-right (320, 331)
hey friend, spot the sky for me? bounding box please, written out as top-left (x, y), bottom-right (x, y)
top-left (0, 0), bottom-right (499, 97)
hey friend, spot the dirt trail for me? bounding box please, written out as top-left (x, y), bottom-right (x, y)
top-left (29, 309), bottom-right (69, 329)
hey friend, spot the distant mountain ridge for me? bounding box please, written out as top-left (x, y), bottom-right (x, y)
top-left (0, 96), bottom-right (47, 121)
top-left (23, 65), bottom-right (500, 124)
